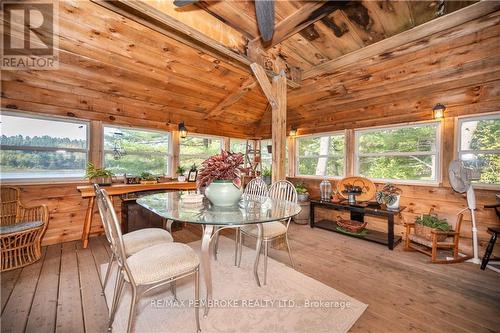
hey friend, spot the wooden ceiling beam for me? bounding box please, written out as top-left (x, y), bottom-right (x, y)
top-left (250, 63), bottom-right (279, 109)
top-left (204, 76), bottom-right (257, 119)
top-left (92, 0), bottom-right (300, 89)
top-left (248, 1), bottom-right (348, 50)
top-left (303, 1), bottom-right (500, 79)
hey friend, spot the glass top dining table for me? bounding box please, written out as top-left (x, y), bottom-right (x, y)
top-left (137, 191), bottom-right (301, 316)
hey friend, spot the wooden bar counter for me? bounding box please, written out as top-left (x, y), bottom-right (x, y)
top-left (77, 182), bottom-right (197, 248)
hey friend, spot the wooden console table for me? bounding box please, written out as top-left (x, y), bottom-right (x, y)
top-left (77, 182), bottom-right (196, 248)
top-left (310, 199), bottom-right (405, 250)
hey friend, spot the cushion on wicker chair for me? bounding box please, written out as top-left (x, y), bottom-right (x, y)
top-left (126, 242), bottom-right (199, 284)
top-left (241, 221), bottom-right (287, 239)
top-left (0, 220), bottom-right (44, 235)
top-left (123, 228), bottom-right (173, 257)
top-left (409, 234), bottom-right (454, 247)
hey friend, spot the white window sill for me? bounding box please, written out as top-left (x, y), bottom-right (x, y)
top-left (0, 178), bottom-right (89, 186)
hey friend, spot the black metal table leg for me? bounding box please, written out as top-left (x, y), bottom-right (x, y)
top-left (481, 232), bottom-right (497, 270)
top-left (388, 215), bottom-right (395, 250)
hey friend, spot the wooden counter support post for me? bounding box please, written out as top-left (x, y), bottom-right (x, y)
top-left (77, 182), bottom-right (197, 248)
top-left (250, 63), bottom-right (287, 182)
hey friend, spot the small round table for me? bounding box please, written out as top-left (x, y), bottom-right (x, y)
top-left (137, 192), bottom-right (301, 316)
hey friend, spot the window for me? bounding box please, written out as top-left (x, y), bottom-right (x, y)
top-left (261, 139), bottom-right (289, 176)
top-left (229, 138), bottom-right (247, 154)
top-left (103, 126), bottom-right (170, 175)
top-left (458, 114), bottom-right (499, 185)
top-left (355, 122), bottom-right (439, 182)
top-left (179, 135), bottom-right (222, 168)
top-left (0, 113), bottom-right (88, 179)
top-left (296, 133), bottom-right (345, 177)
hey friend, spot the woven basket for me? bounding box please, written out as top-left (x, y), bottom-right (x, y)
top-left (415, 223), bottom-right (447, 241)
top-left (336, 219), bottom-right (367, 233)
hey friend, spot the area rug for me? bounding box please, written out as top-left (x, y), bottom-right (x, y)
top-left (101, 237), bottom-right (367, 333)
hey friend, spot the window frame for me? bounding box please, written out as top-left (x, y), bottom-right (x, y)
top-left (0, 110), bottom-right (90, 183)
top-left (295, 130), bottom-right (347, 179)
top-left (179, 133), bottom-right (223, 166)
top-left (456, 113), bottom-right (500, 188)
top-left (354, 121), bottom-right (442, 185)
top-left (102, 124), bottom-right (173, 176)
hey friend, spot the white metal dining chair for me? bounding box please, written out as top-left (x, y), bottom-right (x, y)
top-left (93, 185), bottom-right (174, 291)
top-left (232, 177), bottom-right (270, 265)
top-left (95, 187), bottom-right (201, 333)
top-left (238, 180), bottom-right (297, 284)
top-left (213, 177), bottom-right (269, 265)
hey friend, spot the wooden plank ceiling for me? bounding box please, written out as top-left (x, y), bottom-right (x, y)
top-left (3, 0), bottom-right (496, 139)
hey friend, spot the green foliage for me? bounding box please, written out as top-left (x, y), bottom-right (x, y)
top-left (103, 127), bottom-right (169, 175)
top-left (85, 163), bottom-right (114, 179)
top-left (415, 214), bottom-right (451, 232)
top-left (297, 135), bottom-right (344, 177)
top-left (358, 125), bottom-right (437, 181)
top-left (294, 182), bottom-right (309, 194)
top-left (139, 172), bottom-right (156, 181)
top-left (176, 165), bottom-right (187, 175)
top-left (190, 164), bottom-right (198, 171)
top-left (261, 167), bottom-right (272, 177)
top-left (464, 119), bottom-right (500, 184)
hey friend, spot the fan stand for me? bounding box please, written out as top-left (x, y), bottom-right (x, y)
top-left (465, 186), bottom-right (481, 265)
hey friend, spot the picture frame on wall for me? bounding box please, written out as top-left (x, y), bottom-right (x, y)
top-left (188, 170), bottom-right (197, 182)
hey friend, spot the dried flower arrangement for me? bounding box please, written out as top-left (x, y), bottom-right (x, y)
top-left (197, 150), bottom-right (247, 189)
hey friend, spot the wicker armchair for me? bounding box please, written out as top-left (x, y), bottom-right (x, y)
top-left (1, 186), bottom-right (48, 272)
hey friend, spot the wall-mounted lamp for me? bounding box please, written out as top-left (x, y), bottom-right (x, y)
top-left (432, 103), bottom-right (446, 119)
top-left (178, 121), bottom-right (188, 138)
top-left (289, 128), bottom-right (297, 136)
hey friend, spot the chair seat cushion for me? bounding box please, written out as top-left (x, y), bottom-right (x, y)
top-left (409, 234), bottom-right (454, 247)
top-left (241, 222), bottom-right (287, 239)
top-left (123, 228), bottom-right (173, 257)
top-left (126, 243), bottom-right (199, 284)
top-left (0, 221), bottom-right (44, 235)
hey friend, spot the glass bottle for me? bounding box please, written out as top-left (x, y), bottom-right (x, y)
top-left (319, 178), bottom-right (332, 201)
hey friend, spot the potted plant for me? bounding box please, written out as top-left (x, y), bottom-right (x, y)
top-left (415, 213), bottom-right (451, 241)
top-left (261, 167), bottom-right (272, 185)
top-left (85, 163), bottom-right (114, 186)
top-left (295, 182), bottom-right (309, 202)
top-left (197, 150), bottom-right (247, 206)
top-left (139, 171), bottom-right (158, 184)
top-left (176, 165), bottom-right (187, 182)
top-left (375, 183), bottom-right (402, 210)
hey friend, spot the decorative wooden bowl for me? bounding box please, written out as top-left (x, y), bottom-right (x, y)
top-left (337, 176), bottom-right (376, 202)
top-left (336, 218), bottom-right (367, 233)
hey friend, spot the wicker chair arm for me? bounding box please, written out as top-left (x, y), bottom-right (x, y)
top-left (18, 204), bottom-right (49, 224)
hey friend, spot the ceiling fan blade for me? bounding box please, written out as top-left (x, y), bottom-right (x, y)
top-left (255, 0), bottom-right (275, 42)
top-left (173, 0), bottom-right (199, 7)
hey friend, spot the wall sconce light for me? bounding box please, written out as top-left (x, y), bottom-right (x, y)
top-left (289, 128), bottom-right (297, 136)
top-left (433, 103), bottom-right (446, 119)
top-left (178, 121), bottom-right (188, 138)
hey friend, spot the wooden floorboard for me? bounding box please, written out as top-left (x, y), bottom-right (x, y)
top-left (75, 242), bottom-right (108, 333)
top-left (55, 241), bottom-right (84, 333)
top-left (25, 244), bottom-right (62, 333)
top-left (1, 223), bottom-right (499, 333)
top-left (1, 247), bottom-right (46, 333)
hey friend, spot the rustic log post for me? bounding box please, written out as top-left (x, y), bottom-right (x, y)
top-left (250, 62), bottom-right (287, 182)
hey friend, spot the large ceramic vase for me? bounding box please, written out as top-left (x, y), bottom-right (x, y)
top-left (205, 180), bottom-right (242, 207)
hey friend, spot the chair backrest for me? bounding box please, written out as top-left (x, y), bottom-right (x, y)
top-left (244, 177), bottom-right (269, 197)
top-left (452, 212), bottom-right (464, 233)
top-left (95, 188), bottom-right (135, 283)
top-left (269, 180), bottom-right (298, 203)
top-left (0, 186), bottom-right (20, 226)
top-left (93, 184), bottom-right (113, 245)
